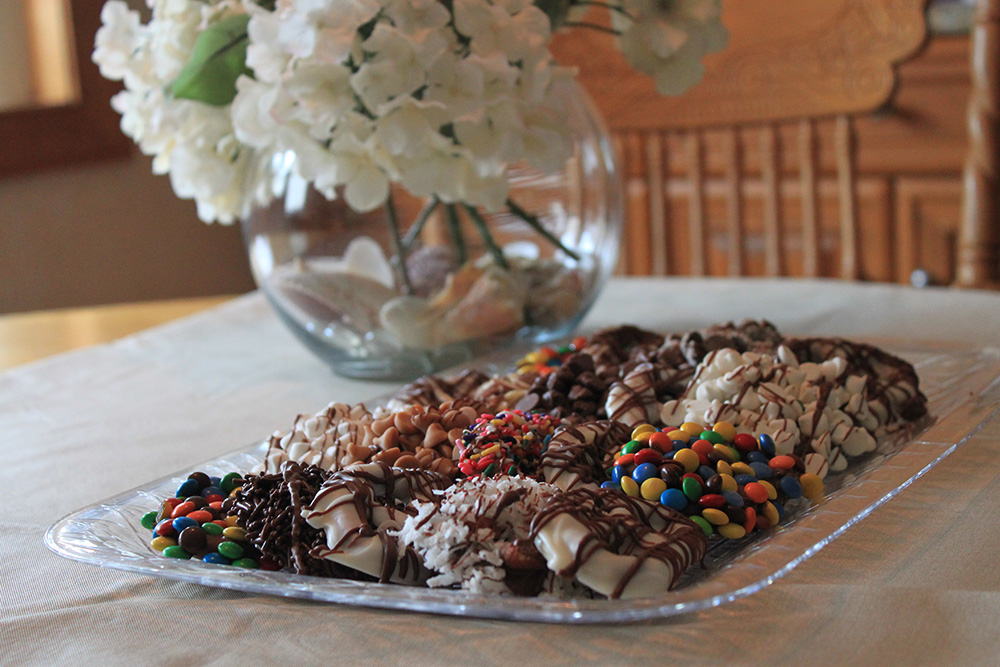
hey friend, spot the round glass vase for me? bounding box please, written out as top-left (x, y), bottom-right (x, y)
top-left (241, 83), bottom-right (622, 381)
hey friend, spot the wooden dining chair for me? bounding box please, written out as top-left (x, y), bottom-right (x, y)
top-left (551, 0), bottom-right (1000, 288)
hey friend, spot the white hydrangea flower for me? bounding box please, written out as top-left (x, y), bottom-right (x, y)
top-left (229, 0), bottom-right (576, 213)
top-left (613, 0), bottom-right (728, 95)
top-left (93, 0), bottom-right (252, 223)
top-left (92, 1), bottom-right (141, 82)
top-left (94, 0), bottom-right (726, 224)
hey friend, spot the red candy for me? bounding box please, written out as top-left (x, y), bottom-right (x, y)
top-left (258, 557), bottom-right (282, 571)
top-left (187, 509), bottom-right (213, 524)
top-left (648, 431), bottom-right (673, 452)
top-left (170, 501), bottom-right (195, 518)
top-left (633, 448), bottom-right (662, 466)
top-left (743, 507), bottom-right (757, 533)
top-left (691, 439), bottom-right (714, 458)
top-left (614, 453), bottom-right (636, 467)
top-left (732, 433), bottom-right (758, 452)
top-left (154, 519), bottom-right (176, 537)
top-left (697, 493), bottom-right (726, 509)
top-left (681, 472), bottom-right (704, 486)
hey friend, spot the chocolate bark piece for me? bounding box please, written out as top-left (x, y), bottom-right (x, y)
top-left (230, 462), bottom-right (356, 578)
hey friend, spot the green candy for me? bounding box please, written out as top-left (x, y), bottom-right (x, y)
top-left (621, 440), bottom-right (643, 455)
top-left (232, 558), bottom-right (259, 569)
top-left (699, 430), bottom-right (725, 445)
top-left (690, 515), bottom-right (714, 537)
top-left (217, 541), bottom-right (244, 561)
top-left (202, 522), bottom-right (224, 535)
top-left (682, 476), bottom-right (703, 501)
top-left (140, 511), bottom-right (159, 530)
top-left (220, 472), bottom-right (243, 494)
top-left (163, 545), bottom-right (191, 559)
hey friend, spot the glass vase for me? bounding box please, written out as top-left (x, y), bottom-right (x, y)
top-left (241, 81), bottom-right (622, 380)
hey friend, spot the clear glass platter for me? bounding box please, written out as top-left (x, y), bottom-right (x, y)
top-left (45, 340), bottom-right (1000, 624)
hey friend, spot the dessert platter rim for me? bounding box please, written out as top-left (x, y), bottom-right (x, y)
top-left (44, 338), bottom-right (1000, 624)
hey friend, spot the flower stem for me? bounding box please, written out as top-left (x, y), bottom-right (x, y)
top-left (385, 194), bottom-right (414, 295)
top-left (506, 198), bottom-right (581, 261)
top-left (462, 204), bottom-right (509, 270)
top-left (402, 196), bottom-right (440, 251)
top-left (445, 204), bottom-right (467, 265)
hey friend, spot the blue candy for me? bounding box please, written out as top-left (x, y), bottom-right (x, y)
top-left (201, 485), bottom-right (224, 498)
top-left (601, 480), bottom-right (621, 491)
top-left (722, 490), bottom-right (744, 508)
top-left (759, 434), bottom-right (776, 457)
top-left (749, 461), bottom-right (773, 479)
top-left (172, 516), bottom-right (198, 532)
top-left (202, 552), bottom-right (232, 565)
top-left (779, 476), bottom-right (803, 499)
top-left (660, 488), bottom-right (688, 511)
top-left (632, 462), bottom-right (659, 484)
top-left (746, 450), bottom-right (769, 464)
top-left (611, 464), bottom-right (625, 484)
top-left (734, 473), bottom-right (757, 486)
top-left (671, 439), bottom-right (688, 452)
top-left (697, 465), bottom-right (716, 481)
top-left (175, 478), bottom-right (199, 498)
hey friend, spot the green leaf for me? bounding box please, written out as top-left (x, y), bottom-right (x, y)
top-left (169, 14), bottom-right (251, 107)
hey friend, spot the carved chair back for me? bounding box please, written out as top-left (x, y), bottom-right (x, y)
top-left (553, 0), bottom-right (998, 287)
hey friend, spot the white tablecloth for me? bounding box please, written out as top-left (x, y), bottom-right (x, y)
top-left (4, 278), bottom-right (1000, 665)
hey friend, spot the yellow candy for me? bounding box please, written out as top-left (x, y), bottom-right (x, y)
top-left (799, 473), bottom-right (824, 500)
top-left (716, 460), bottom-right (733, 476)
top-left (718, 523), bottom-right (747, 539)
top-left (631, 424), bottom-right (657, 439)
top-left (680, 422), bottom-right (705, 436)
top-left (731, 462), bottom-right (755, 477)
top-left (225, 515), bottom-right (240, 527)
top-left (620, 476), bottom-right (640, 497)
top-left (712, 443), bottom-right (737, 464)
top-left (150, 536), bottom-right (176, 552)
top-left (633, 431), bottom-right (653, 443)
top-left (712, 421), bottom-right (738, 442)
top-left (523, 352), bottom-right (545, 364)
top-left (717, 473), bottom-right (738, 493)
top-left (471, 444), bottom-right (501, 460)
top-left (640, 477), bottom-right (667, 501)
top-left (758, 479), bottom-right (778, 500)
top-left (222, 526), bottom-right (247, 541)
top-left (665, 429), bottom-right (689, 443)
top-left (762, 501), bottom-right (780, 525)
top-left (673, 448), bottom-right (700, 473)
top-left (702, 508), bottom-right (730, 526)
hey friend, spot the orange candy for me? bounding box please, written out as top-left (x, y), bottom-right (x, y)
top-left (744, 481), bottom-right (769, 504)
top-left (768, 455), bottom-right (796, 470)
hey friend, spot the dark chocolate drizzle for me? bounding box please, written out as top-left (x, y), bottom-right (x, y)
top-left (529, 487), bottom-right (707, 598)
